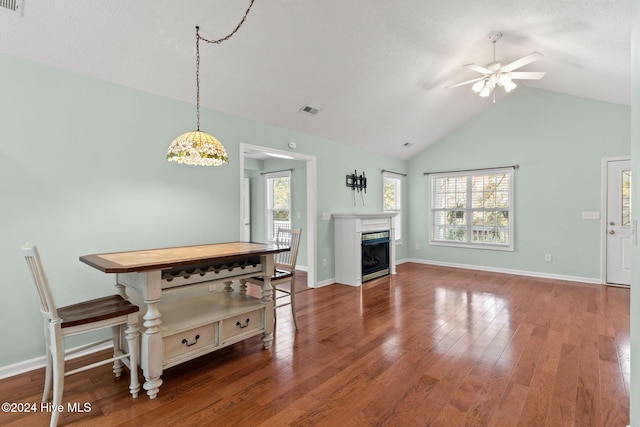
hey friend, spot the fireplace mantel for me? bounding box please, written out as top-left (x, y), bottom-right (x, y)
top-left (332, 212), bottom-right (397, 286)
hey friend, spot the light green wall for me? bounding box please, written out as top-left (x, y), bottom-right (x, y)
top-left (408, 87), bottom-right (630, 279)
top-left (0, 53), bottom-right (407, 367)
top-left (630, 0), bottom-right (639, 423)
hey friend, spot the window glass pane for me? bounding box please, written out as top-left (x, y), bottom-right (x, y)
top-left (383, 178), bottom-right (397, 210)
top-left (272, 177), bottom-right (290, 209)
top-left (434, 176), bottom-right (467, 209)
top-left (383, 174), bottom-right (403, 242)
top-left (471, 210), bottom-right (509, 244)
top-left (266, 172), bottom-right (291, 241)
top-left (622, 170), bottom-right (632, 226)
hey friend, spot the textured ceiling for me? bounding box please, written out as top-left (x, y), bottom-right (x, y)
top-left (0, 0), bottom-right (631, 160)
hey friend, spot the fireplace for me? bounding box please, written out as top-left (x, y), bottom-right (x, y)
top-left (361, 230), bottom-right (390, 282)
top-left (333, 212), bottom-right (397, 286)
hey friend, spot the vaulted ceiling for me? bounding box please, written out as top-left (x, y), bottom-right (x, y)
top-left (0, 0), bottom-right (630, 160)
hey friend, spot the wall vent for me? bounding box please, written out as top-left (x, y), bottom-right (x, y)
top-left (300, 105), bottom-right (320, 116)
top-left (0, 0), bottom-right (23, 16)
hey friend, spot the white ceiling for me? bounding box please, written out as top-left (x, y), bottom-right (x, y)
top-left (0, 0), bottom-right (631, 160)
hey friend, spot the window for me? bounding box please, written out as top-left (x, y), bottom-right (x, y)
top-left (429, 168), bottom-right (513, 250)
top-left (383, 171), bottom-right (403, 243)
top-left (622, 169), bottom-right (632, 226)
top-left (265, 171), bottom-right (291, 242)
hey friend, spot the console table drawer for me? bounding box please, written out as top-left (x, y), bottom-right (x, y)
top-left (222, 308), bottom-right (264, 342)
top-left (164, 323), bottom-right (218, 363)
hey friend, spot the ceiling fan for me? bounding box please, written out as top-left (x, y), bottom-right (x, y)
top-left (447, 32), bottom-right (546, 101)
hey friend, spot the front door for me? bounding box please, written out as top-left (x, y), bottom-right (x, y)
top-left (606, 159), bottom-right (632, 285)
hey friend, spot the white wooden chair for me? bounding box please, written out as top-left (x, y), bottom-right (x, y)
top-left (22, 243), bottom-right (140, 427)
top-left (242, 228), bottom-right (302, 329)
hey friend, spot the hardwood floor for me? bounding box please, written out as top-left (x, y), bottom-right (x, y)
top-left (0, 263), bottom-right (629, 426)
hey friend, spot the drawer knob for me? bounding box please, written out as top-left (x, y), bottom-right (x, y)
top-left (181, 334), bottom-right (200, 347)
top-left (236, 319), bottom-right (251, 329)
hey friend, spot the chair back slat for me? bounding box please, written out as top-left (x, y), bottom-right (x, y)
top-left (275, 228), bottom-right (302, 272)
top-left (22, 243), bottom-right (59, 322)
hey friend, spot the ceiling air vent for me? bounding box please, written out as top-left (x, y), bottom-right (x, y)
top-left (0, 0), bottom-right (23, 16)
top-left (300, 105), bottom-right (320, 116)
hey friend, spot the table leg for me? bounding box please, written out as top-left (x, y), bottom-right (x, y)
top-left (141, 298), bottom-right (163, 399)
top-left (261, 277), bottom-right (274, 349)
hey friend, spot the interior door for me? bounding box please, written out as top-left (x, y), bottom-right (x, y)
top-left (606, 159), bottom-right (632, 285)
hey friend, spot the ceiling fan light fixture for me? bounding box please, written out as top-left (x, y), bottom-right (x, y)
top-left (497, 74), bottom-right (511, 86)
top-left (472, 79), bottom-right (486, 93)
top-left (479, 85), bottom-right (493, 97)
top-left (447, 31), bottom-right (545, 101)
top-left (503, 80), bottom-right (517, 93)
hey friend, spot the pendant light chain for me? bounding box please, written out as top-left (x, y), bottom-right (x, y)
top-left (198, 0), bottom-right (256, 45)
top-left (195, 0), bottom-right (256, 131)
top-left (196, 28), bottom-right (202, 131)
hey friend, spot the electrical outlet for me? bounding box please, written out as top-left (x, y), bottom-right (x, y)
top-left (545, 254), bottom-right (552, 262)
top-left (322, 258), bottom-right (328, 267)
top-left (415, 243), bottom-right (420, 250)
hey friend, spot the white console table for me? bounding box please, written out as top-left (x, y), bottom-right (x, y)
top-left (80, 242), bottom-right (287, 399)
top-left (332, 212), bottom-right (397, 286)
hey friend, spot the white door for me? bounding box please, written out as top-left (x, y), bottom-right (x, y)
top-left (242, 177), bottom-right (251, 241)
top-left (606, 159), bottom-right (632, 285)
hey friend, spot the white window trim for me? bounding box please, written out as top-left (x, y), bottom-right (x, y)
top-left (382, 171), bottom-right (403, 245)
top-left (264, 170), bottom-right (291, 242)
top-left (428, 167), bottom-right (514, 251)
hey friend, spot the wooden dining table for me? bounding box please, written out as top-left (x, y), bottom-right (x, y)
top-left (80, 241), bottom-right (288, 399)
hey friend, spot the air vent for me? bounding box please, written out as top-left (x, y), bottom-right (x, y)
top-left (300, 105), bottom-right (320, 116)
top-left (0, 0), bottom-right (23, 16)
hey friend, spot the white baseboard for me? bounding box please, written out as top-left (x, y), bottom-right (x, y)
top-left (405, 258), bottom-right (602, 285)
top-left (0, 341), bottom-right (113, 380)
top-left (315, 277), bottom-right (335, 288)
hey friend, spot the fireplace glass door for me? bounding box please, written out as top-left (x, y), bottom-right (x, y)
top-left (361, 230), bottom-right (390, 282)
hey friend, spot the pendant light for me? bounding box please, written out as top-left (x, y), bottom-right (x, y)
top-left (167, 0), bottom-right (256, 166)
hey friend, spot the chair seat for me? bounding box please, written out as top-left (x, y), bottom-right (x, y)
top-left (58, 295), bottom-right (139, 328)
top-left (249, 269), bottom-right (293, 283)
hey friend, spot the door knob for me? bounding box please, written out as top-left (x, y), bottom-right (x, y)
top-left (610, 230), bottom-right (615, 235)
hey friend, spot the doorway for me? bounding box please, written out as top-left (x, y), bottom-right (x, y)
top-left (603, 157), bottom-right (633, 286)
top-left (239, 143), bottom-right (317, 288)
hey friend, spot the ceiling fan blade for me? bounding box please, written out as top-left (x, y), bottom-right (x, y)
top-left (508, 71), bottom-right (547, 80)
top-left (445, 76), bottom-right (485, 88)
top-left (501, 52), bottom-right (543, 72)
top-left (463, 63), bottom-right (493, 75)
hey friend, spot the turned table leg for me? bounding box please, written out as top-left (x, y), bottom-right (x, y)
top-left (141, 298), bottom-right (163, 399)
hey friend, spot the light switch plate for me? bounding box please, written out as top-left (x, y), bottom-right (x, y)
top-left (581, 211), bottom-right (600, 220)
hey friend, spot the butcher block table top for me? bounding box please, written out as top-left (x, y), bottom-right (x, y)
top-left (79, 241), bottom-right (288, 274)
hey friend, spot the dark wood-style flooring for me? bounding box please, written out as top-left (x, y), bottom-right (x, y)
top-left (0, 263), bottom-right (630, 426)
